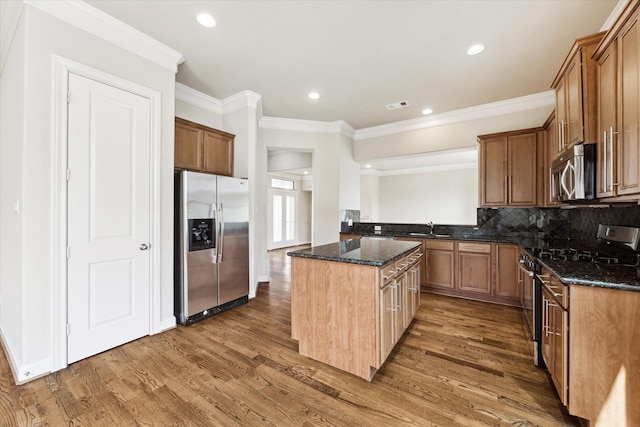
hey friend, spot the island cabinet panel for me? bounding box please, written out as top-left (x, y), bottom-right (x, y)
top-left (290, 245), bottom-right (422, 381)
top-left (568, 285), bottom-right (640, 425)
top-left (290, 258), bottom-right (378, 379)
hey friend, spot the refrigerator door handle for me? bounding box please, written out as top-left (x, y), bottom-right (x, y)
top-left (218, 203), bottom-right (225, 262)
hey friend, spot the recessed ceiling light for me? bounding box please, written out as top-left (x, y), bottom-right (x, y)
top-left (197, 12), bottom-right (216, 28)
top-left (307, 92), bottom-right (320, 100)
top-left (467, 44), bottom-right (485, 55)
top-left (303, 171), bottom-right (309, 175)
top-left (365, 164), bottom-right (372, 169)
top-left (422, 108), bottom-right (433, 115)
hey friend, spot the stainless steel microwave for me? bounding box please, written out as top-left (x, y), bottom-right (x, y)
top-left (550, 143), bottom-right (596, 202)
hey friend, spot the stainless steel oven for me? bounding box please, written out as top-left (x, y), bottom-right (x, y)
top-left (518, 249), bottom-right (544, 367)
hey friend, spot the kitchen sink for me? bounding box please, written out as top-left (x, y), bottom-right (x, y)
top-left (409, 232), bottom-right (428, 236)
top-left (408, 232), bottom-right (450, 238)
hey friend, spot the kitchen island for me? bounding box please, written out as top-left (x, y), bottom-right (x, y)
top-left (287, 239), bottom-right (422, 380)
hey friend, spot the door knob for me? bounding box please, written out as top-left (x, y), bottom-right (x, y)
top-left (139, 243), bottom-right (149, 250)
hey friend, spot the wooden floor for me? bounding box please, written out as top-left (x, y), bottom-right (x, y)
top-left (0, 246), bottom-right (578, 426)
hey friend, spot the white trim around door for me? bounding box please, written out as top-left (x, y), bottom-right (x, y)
top-left (52, 55), bottom-right (162, 373)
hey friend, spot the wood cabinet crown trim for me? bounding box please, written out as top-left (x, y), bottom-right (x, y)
top-left (593, 0), bottom-right (640, 59)
top-left (175, 117), bottom-right (235, 139)
top-left (551, 31), bottom-right (606, 88)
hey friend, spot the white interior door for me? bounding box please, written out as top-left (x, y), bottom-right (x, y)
top-left (268, 189), bottom-right (297, 250)
top-left (67, 72), bottom-right (151, 363)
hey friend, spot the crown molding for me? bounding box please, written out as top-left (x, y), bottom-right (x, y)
top-left (222, 90), bottom-right (262, 114)
top-left (175, 82), bottom-right (223, 114)
top-left (354, 91), bottom-right (555, 141)
top-left (24, 0), bottom-right (184, 73)
top-left (0, 0), bottom-right (24, 74)
top-left (176, 84), bottom-right (263, 117)
top-left (260, 116), bottom-right (355, 138)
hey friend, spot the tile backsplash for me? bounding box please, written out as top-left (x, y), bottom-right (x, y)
top-left (344, 205), bottom-right (640, 248)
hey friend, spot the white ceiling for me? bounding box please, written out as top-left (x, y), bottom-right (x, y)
top-left (86, 0), bottom-right (619, 131)
top-left (83, 0), bottom-right (621, 176)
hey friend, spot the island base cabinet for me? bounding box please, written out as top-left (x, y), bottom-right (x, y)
top-left (291, 258), bottom-right (378, 380)
top-left (568, 285), bottom-right (640, 425)
top-left (291, 248), bottom-right (421, 381)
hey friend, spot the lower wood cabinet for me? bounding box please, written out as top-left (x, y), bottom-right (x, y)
top-left (458, 242), bottom-right (491, 294)
top-left (423, 240), bottom-right (455, 290)
top-left (422, 240), bottom-right (520, 306)
top-left (568, 285), bottom-right (640, 424)
top-left (540, 272), bottom-right (568, 406)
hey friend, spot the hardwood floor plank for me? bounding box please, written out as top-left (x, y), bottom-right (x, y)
top-left (0, 246), bottom-right (577, 426)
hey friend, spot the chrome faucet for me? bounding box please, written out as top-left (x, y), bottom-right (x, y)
top-left (427, 221), bottom-right (434, 235)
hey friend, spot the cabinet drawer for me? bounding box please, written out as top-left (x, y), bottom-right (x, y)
top-left (458, 242), bottom-right (491, 253)
top-left (380, 262), bottom-right (397, 286)
top-left (424, 240), bottom-right (454, 250)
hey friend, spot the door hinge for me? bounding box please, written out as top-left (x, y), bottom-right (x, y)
top-left (66, 169), bottom-right (71, 181)
top-left (67, 91), bottom-right (70, 104)
top-left (66, 247), bottom-right (70, 258)
top-left (66, 324), bottom-right (71, 336)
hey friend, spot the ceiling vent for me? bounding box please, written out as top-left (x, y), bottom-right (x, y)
top-left (385, 101), bottom-right (409, 111)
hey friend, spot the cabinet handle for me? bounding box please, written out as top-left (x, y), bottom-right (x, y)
top-left (603, 130), bottom-right (608, 193)
top-left (609, 126), bottom-right (619, 189)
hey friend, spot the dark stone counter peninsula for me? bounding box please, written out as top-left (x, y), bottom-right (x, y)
top-left (287, 238), bottom-right (421, 267)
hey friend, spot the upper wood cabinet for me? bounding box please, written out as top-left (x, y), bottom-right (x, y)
top-left (478, 129), bottom-right (539, 207)
top-left (551, 32), bottom-right (604, 154)
top-left (594, 2), bottom-right (640, 201)
top-left (174, 117), bottom-right (234, 176)
top-left (542, 111), bottom-right (564, 207)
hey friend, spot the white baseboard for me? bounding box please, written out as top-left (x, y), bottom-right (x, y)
top-left (0, 329), bottom-right (52, 384)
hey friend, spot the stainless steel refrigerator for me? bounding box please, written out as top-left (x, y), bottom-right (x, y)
top-left (174, 170), bottom-right (249, 325)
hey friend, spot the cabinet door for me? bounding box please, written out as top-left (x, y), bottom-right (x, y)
top-left (541, 287), bottom-right (553, 370)
top-left (618, 11), bottom-right (640, 196)
top-left (425, 249), bottom-right (455, 289)
top-left (494, 244), bottom-right (519, 299)
top-left (508, 133), bottom-right (537, 206)
top-left (565, 54), bottom-right (585, 147)
top-left (458, 244), bottom-right (491, 294)
top-left (395, 276), bottom-right (406, 338)
top-left (597, 42), bottom-right (618, 198)
top-left (203, 130), bottom-right (234, 176)
top-left (551, 306), bottom-right (568, 406)
top-left (479, 137), bottom-right (508, 206)
top-left (175, 120), bottom-right (203, 171)
top-left (380, 283), bottom-right (395, 362)
top-left (556, 80), bottom-right (568, 154)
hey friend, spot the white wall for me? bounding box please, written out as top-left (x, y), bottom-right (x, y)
top-left (376, 167), bottom-right (478, 225)
top-left (0, 5), bottom-right (177, 382)
top-left (360, 174), bottom-right (379, 222)
top-left (298, 189), bottom-right (312, 244)
top-left (339, 134), bottom-right (361, 212)
top-left (354, 106), bottom-right (553, 161)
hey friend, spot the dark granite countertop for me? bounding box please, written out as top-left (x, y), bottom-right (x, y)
top-left (287, 239), bottom-right (421, 267)
top-left (538, 258), bottom-right (640, 292)
top-left (339, 231), bottom-right (640, 292)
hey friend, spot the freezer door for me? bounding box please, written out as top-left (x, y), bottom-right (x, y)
top-left (217, 176), bottom-right (249, 304)
top-left (184, 171), bottom-right (219, 315)
top-left (186, 248), bottom-right (218, 316)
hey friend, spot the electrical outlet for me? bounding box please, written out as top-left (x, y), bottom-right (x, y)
top-left (374, 225), bottom-right (381, 232)
top-left (347, 219), bottom-right (353, 226)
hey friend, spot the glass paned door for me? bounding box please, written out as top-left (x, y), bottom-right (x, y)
top-left (268, 190), bottom-right (297, 249)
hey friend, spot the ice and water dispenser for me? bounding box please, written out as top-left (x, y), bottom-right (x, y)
top-left (188, 218), bottom-right (215, 251)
